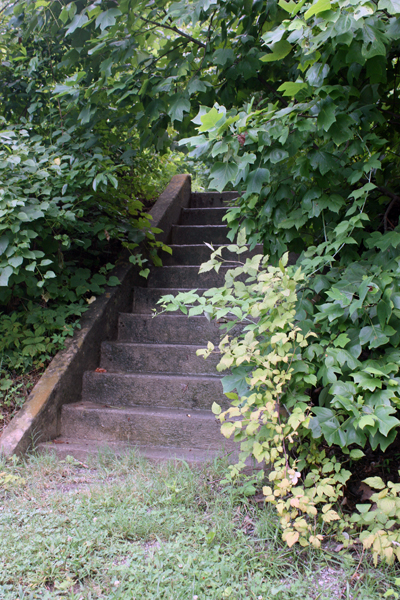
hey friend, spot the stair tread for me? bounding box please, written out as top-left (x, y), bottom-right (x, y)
top-left (37, 439), bottom-right (235, 463)
top-left (86, 370), bottom-right (221, 381)
top-left (66, 401), bottom-right (219, 419)
top-left (103, 341), bottom-right (213, 349)
top-left (173, 224), bottom-right (228, 229)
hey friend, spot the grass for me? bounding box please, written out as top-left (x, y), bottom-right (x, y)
top-left (0, 450), bottom-right (399, 600)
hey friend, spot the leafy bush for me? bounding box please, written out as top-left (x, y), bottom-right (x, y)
top-left (178, 0), bottom-right (400, 458)
top-left (158, 241), bottom-right (400, 562)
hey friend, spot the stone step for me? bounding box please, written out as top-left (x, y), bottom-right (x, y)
top-left (100, 342), bottom-right (220, 375)
top-left (132, 287), bottom-right (208, 313)
top-left (147, 265), bottom-right (230, 288)
top-left (36, 438), bottom-right (236, 464)
top-left (190, 192), bottom-right (239, 208)
top-left (180, 207), bottom-right (227, 226)
top-left (82, 372), bottom-right (226, 410)
top-left (159, 244), bottom-right (264, 266)
top-left (171, 225), bottom-right (230, 245)
top-left (61, 402), bottom-right (234, 451)
top-left (118, 313), bottom-right (222, 345)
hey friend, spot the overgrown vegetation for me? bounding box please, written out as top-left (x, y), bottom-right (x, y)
top-left (1, 450), bottom-right (399, 599)
top-left (4, 0), bottom-right (400, 568)
top-left (0, 3), bottom-right (184, 419)
top-left (155, 0), bottom-right (400, 564)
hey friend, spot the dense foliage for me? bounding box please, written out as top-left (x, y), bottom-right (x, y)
top-left (4, 0), bottom-right (400, 562)
top-left (0, 3), bottom-right (182, 393)
top-left (157, 0), bottom-right (400, 561)
top-left (180, 0), bottom-right (400, 454)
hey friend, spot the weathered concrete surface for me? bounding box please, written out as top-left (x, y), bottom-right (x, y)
top-left (190, 191), bottom-right (239, 207)
top-left (118, 313), bottom-right (222, 345)
top-left (160, 244), bottom-right (264, 266)
top-left (61, 402), bottom-right (235, 451)
top-left (149, 174), bottom-right (191, 243)
top-left (0, 174), bottom-right (191, 457)
top-left (38, 438), bottom-right (235, 464)
top-left (132, 287), bottom-right (208, 313)
top-left (180, 207), bottom-right (227, 225)
top-left (100, 341), bottom-right (221, 374)
top-left (82, 371), bottom-right (226, 410)
top-left (171, 225), bottom-right (230, 245)
top-left (147, 265), bottom-right (229, 288)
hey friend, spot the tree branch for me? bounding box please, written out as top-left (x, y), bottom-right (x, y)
top-left (134, 14), bottom-right (206, 49)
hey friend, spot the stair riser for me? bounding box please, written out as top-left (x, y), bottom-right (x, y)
top-left (132, 288), bottom-right (207, 313)
top-left (61, 404), bottom-right (233, 451)
top-left (82, 372), bottom-right (227, 410)
top-left (190, 192), bottom-right (239, 208)
top-left (171, 226), bottom-right (230, 245)
top-left (118, 314), bottom-right (221, 345)
top-left (180, 208), bottom-right (227, 225)
top-left (100, 342), bottom-right (220, 375)
top-left (147, 266), bottom-right (228, 288)
top-left (160, 245), bottom-right (264, 266)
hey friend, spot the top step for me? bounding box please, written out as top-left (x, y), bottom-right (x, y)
top-left (190, 192), bottom-right (239, 208)
top-left (180, 207), bottom-right (227, 226)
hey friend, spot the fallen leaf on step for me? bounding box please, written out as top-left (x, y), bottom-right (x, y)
top-left (95, 368), bottom-right (107, 373)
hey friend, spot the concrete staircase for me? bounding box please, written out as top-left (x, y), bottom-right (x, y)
top-left (39, 191), bottom-right (263, 463)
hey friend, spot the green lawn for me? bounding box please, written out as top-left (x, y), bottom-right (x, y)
top-left (0, 450), bottom-right (398, 599)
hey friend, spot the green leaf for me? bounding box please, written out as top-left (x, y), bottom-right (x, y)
top-left (350, 449), bottom-right (365, 459)
top-left (211, 402), bottom-right (222, 415)
top-left (43, 270), bottom-right (56, 279)
top-left (372, 405), bottom-right (400, 437)
top-left (65, 13), bottom-right (89, 35)
top-left (247, 168), bottom-right (270, 194)
top-left (277, 81), bottom-right (308, 97)
top-left (187, 79), bottom-right (212, 95)
top-left (167, 95), bottom-right (190, 123)
top-left (209, 162), bottom-right (239, 193)
top-left (351, 371), bottom-right (382, 392)
top-left (95, 9), bottom-right (122, 31)
top-left (317, 98), bottom-right (336, 132)
top-left (304, 0), bottom-right (331, 19)
top-left (0, 266), bottom-right (13, 286)
top-left (278, 0), bottom-right (307, 14)
top-left (379, 0), bottom-right (400, 12)
top-left (8, 256), bottom-right (23, 268)
top-left (198, 107), bottom-right (224, 132)
top-left (261, 40), bottom-right (293, 63)
top-left (212, 48), bottom-right (235, 66)
top-left (377, 300), bottom-right (392, 328)
top-left (309, 150), bottom-right (336, 175)
top-left (0, 236), bottom-right (9, 256)
top-left (107, 276), bottom-right (121, 286)
top-left (363, 476), bottom-right (386, 490)
top-left (366, 231), bottom-right (400, 251)
top-left (359, 325), bottom-right (390, 349)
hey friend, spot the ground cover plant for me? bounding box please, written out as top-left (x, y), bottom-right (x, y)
top-left (0, 449), bottom-right (400, 599)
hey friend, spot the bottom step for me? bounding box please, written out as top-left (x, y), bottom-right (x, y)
top-left (61, 402), bottom-right (233, 451)
top-left (37, 439), bottom-right (237, 465)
